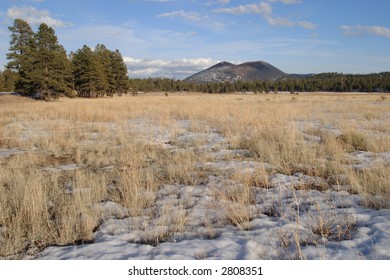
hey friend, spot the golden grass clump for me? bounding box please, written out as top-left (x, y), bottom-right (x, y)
top-left (337, 132), bottom-right (370, 152)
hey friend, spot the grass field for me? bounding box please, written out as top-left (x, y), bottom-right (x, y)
top-left (0, 92), bottom-right (389, 259)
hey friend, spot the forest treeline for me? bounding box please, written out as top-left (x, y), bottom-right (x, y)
top-left (3, 69), bottom-right (390, 96)
top-left (1, 19), bottom-right (389, 98)
top-left (128, 72), bottom-right (390, 94)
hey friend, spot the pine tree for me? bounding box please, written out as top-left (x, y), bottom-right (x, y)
top-left (30, 23), bottom-right (73, 100)
top-left (72, 45), bottom-right (107, 97)
top-left (110, 49), bottom-right (129, 94)
top-left (94, 44), bottom-right (111, 94)
top-left (0, 71), bottom-right (4, 92)
top-left (94, 45), bottom-right (128, 96)
top-left (6, 19), bottom-right (35, 95)
top-left (0, 69), bottom-right (18, 92)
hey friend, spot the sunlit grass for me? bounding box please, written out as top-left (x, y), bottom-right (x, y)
top-left (0, 92), bottom-right (389, 258)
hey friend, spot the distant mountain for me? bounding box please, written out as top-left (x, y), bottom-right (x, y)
top-left (184, 61), bottom-right (286, 83)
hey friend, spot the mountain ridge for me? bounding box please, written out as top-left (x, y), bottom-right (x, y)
top-left (184, 60), bottom-right (286, 83)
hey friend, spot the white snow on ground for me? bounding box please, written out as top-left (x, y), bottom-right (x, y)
top-left (16, 118), bottom-right (389, 260)
top-left (0, 148), bottom-right (29, 158)
top-left (42, 164), bottom-right (80, 172)
top-left (348, 151), bottom-right (390, 170)
top-left (36, 187), bottom-right (390, 259)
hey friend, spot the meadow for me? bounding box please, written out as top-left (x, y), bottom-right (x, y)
top-left (0, 92), bottom-right (389, 259)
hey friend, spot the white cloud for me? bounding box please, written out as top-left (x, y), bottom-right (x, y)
top-left (214, 1), bottom-right (315, 29)
top-left (186, 31), bottom-right (198, 36)
top-left (6, 6), bottom-right (72, 28)
top-left (264, 16), bottom-right (315, 29)
top-left (267, 0), bottom-right (302, 4)
top-left (213, 22), bottom-right (225, 30)
top-left (213, 2), bottom-right (272, 15)
top-left (157, 10), bottom-right (202, 21)
top-left (341, 25), bottom-right (390, 38)
top-left (264, 15), bottom-right (294, 27)
top-left (297, 21), bottom-right (316, 30)
top-left (207, 0), bottom-right (231, 5)
top-left (124, 57), bottom-right (218, 79)
top-left (128, 0), bottom-right (176, 2)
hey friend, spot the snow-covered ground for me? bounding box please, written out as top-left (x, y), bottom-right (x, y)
top-left (28, 118), bottom-right (390, 260)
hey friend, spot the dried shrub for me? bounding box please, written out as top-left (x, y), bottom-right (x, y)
top-left (311, 213), bottom-right (357, 242)
top-left (337, 132), bottom-right (369, 152)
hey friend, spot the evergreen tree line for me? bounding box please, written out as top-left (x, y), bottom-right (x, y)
top-left (127, 73), bottom-right (390, 94)
top-left (273, 72), bottom-right (390, 93)
top-left (3, 19), bottom-right (128, 100)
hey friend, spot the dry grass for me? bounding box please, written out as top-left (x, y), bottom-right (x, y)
top-left (337, 132), bottom-right (370, 152)
top-left (0, 92), bottom-right (389, 258)
top-left (347, 165), bottom-right (390, 209)
top-left (309, 204), bottom-right (357, 242)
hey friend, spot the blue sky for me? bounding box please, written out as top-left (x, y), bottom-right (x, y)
top-left (1, 0), bottom-right (389, 79)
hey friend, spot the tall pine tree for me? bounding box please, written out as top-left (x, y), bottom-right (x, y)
top-left (93, 44), bottom-right (111, 94)
top-left (110, 49), bottom-right (129, 94)
top-left (6, 19), bottom-right (35, 95)
top-left (30, 23), bottom-right (73, 100)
